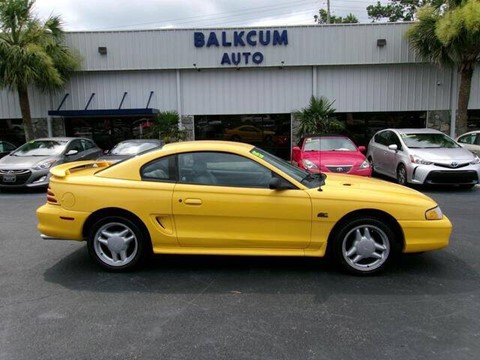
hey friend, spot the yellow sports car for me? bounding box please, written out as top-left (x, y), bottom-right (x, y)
top-left (37, 141), bottom-right (452, 275)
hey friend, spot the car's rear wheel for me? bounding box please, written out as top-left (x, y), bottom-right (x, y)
top-left (331, 217), bottom-right (400, 275)
top-left (87, 216), bottom-right (147, 271)
top-left (397, 164), bottom-right (407, 186)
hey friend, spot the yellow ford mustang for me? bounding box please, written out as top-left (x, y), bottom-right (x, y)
top-left (37, 141), bottom-right (452, 275)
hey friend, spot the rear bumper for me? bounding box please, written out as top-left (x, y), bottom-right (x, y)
top-left (36, 204), bottom-right (89, 241)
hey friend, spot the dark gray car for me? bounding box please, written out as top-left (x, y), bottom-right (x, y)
top-left (367, 128), bottom-right (480, 188)
top-left (98, 139), bottom-right (164, 164)
top-left (0, 137), bottom-right (102, 189)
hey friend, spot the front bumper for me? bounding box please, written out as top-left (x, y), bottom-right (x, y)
top-left (408, 164), bottom-right (480, 185)
top-left (400, 216), bottom-right (452, 253)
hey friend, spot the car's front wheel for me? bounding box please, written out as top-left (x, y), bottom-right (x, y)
top-left (87, 216), bottom-right (148, 271)
top-left (331, 217), bottom-right (400, 275)
top-left (397, 164), bottom-right (408, 186)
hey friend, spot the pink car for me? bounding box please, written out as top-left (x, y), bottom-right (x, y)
top-left (292, 135), bottom-right (371, 176)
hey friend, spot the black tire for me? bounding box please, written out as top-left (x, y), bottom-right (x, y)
top-left (331, 216), bottom-right (400, 275)
top-left (87, 216), bottom-right (148, 271)
top-left (397, 164), bottom-right (407, 186)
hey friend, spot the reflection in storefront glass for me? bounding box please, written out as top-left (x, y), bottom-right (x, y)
top-left (195, 114), bottom-right (291, 159)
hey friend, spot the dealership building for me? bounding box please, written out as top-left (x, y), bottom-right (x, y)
top-left (0, 22), bottom-right (479, 158)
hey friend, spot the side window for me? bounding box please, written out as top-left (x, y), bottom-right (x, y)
top-left (178, 151), bottom-right (272, 188)
top-left (67, 140), bottom-right (83, 153)
top-left (375, 131), bottom-right (388, 146)
top-left (390, 133), bottom-right (403, 150)
top-left (141, 155), bottom-right (175, 182)
top-left (475, 134), bottom-right (480, 145)
top-left (81, 139), bottom-right (95, 150)
top-left (458, 134), bottom-right (475, 145)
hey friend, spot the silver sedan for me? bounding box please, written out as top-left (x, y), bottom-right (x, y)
top-left (367, 128), bottom-right (480, 188)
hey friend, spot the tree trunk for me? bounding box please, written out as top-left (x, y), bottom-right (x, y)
top-left (456, 67), bottom-right (473, 137)
top-left (17, 85), bottom-right (35, 142)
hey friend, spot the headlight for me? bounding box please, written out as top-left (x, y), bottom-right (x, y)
top-left (470, 156), bottom-right (480, 165)
top-left (32, 159), bottom-right (56, 171)
top-left (359, 159), bottom-right (370, 169)
top-left (302, 159), bottom-right (318, 170)
top-left (410, 155), bottom-right (432, 165)
top-left (425, 206), bottom-right (443, 220)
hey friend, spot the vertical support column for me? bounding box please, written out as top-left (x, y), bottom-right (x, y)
top-left (449, 66), bottom-right (458, 137)
top-left (176, 69), bottom-right (183, 130)
top-left (47, 116), bottom-right (53, 137)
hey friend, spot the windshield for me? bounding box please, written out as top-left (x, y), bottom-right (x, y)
top-left (12, 140), bottom-right (67, 157)
top-left (250, 147), bottom-right (325, 189)
top-left (401, 133), bottom-right (460, 149)
top-left (110, 141), bottom-right (159, 155)
top-left (303, 137), bottom-right (357, 151)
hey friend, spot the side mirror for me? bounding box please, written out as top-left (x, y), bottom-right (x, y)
top-left (269, 176), bottom-right (296, 190)
top-left (66, 149), bottom-right (79, 156)
top-left (358, 146), bottom-right (366, 154)
top-left (388, 144), bottom-right (398, 151)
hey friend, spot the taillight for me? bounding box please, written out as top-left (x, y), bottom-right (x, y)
top-left (47, 186), bottom-right (58, 204)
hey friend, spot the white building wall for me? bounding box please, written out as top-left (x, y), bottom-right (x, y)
top-left (181, 67), bottom-right (312, 115)
top-left (0, 23), bottom-right (479, 120)
top-left (316, 64), bottom-right (453, 112)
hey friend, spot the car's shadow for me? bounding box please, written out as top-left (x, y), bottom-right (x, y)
top-left (43, 246), bottom-right (480, 302)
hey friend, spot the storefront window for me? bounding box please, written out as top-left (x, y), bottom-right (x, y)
top-left (195, 114), bottom-right (291, 159)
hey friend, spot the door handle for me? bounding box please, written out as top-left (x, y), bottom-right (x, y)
top-left (183, 198), bottom-right (202, 206)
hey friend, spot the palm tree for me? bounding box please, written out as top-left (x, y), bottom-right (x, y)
top-left (406, 0), bottom-right (480, 135)
top-left (295, 96), bottom-right (344, 136)
top-left (0, 0), bottom-right (80, 141)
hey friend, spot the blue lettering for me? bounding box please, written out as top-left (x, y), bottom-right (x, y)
top-left (221, 31), bottom-right (232, 46)
top-left (259, 31), bottom-right (270, 45)
top-left (246, 31), bottom-right (257, 46)
top-left (207, 32), bottom-right (220, 47)
top-left (221, 53), bottom-right (231, 65)
top-left (231, 53), bottom-right (241, 65)
top-left (234, 31), bottom-right (245, 46)
top-left (252, 52), bottom-right (263, 64)
top-left (273, 30), bottom-right (288, 46)
top-left (242, 52), bottom-right (251, 64)
top-left (194, 32), bottom-right (205, 47)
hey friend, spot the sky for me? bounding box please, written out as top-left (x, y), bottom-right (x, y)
top-left (32, 0), bottom-right (389, 32)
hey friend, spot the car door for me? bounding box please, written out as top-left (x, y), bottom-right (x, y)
top-left (63, 139), bottom-right (85, 163)
top-left (80, 139), bottom-right (102, 159)
top-left (383, 131), bottom-right (404, 177)
top-left (172, 151), bottom-right (312, 249)
top-left (370, 131), bottom-right (390, 174)
top-left (457, 133), bottom-right (480, 156)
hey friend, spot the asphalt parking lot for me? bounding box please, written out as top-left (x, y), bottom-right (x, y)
top-left (0, 186), bottom-right (479, 360)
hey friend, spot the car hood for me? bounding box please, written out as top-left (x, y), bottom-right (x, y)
top-left (0, 154), bottom-right (57, 169)
top-left (308, 173), bottom-right (436, 208)
top-left (409, 148), bottom-right (475, 162)
top-left (302, 151), bottom-right (366, 165)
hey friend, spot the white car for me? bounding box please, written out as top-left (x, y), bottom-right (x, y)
top-left (457, 130), bottom-right (480, 156)
top-left (367, 128), bottom-right (480, 188)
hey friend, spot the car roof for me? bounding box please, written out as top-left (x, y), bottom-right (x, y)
top-left (162, 140), bottom-right (254, 152)
top-left (302, 134), bottom-right (348, 137)
top-left (387, 128), bottom-right (443, 134)
top-left (33, 137), bottom-right (90, 142)
top-left (116, 139), bottom-right (163, 144)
